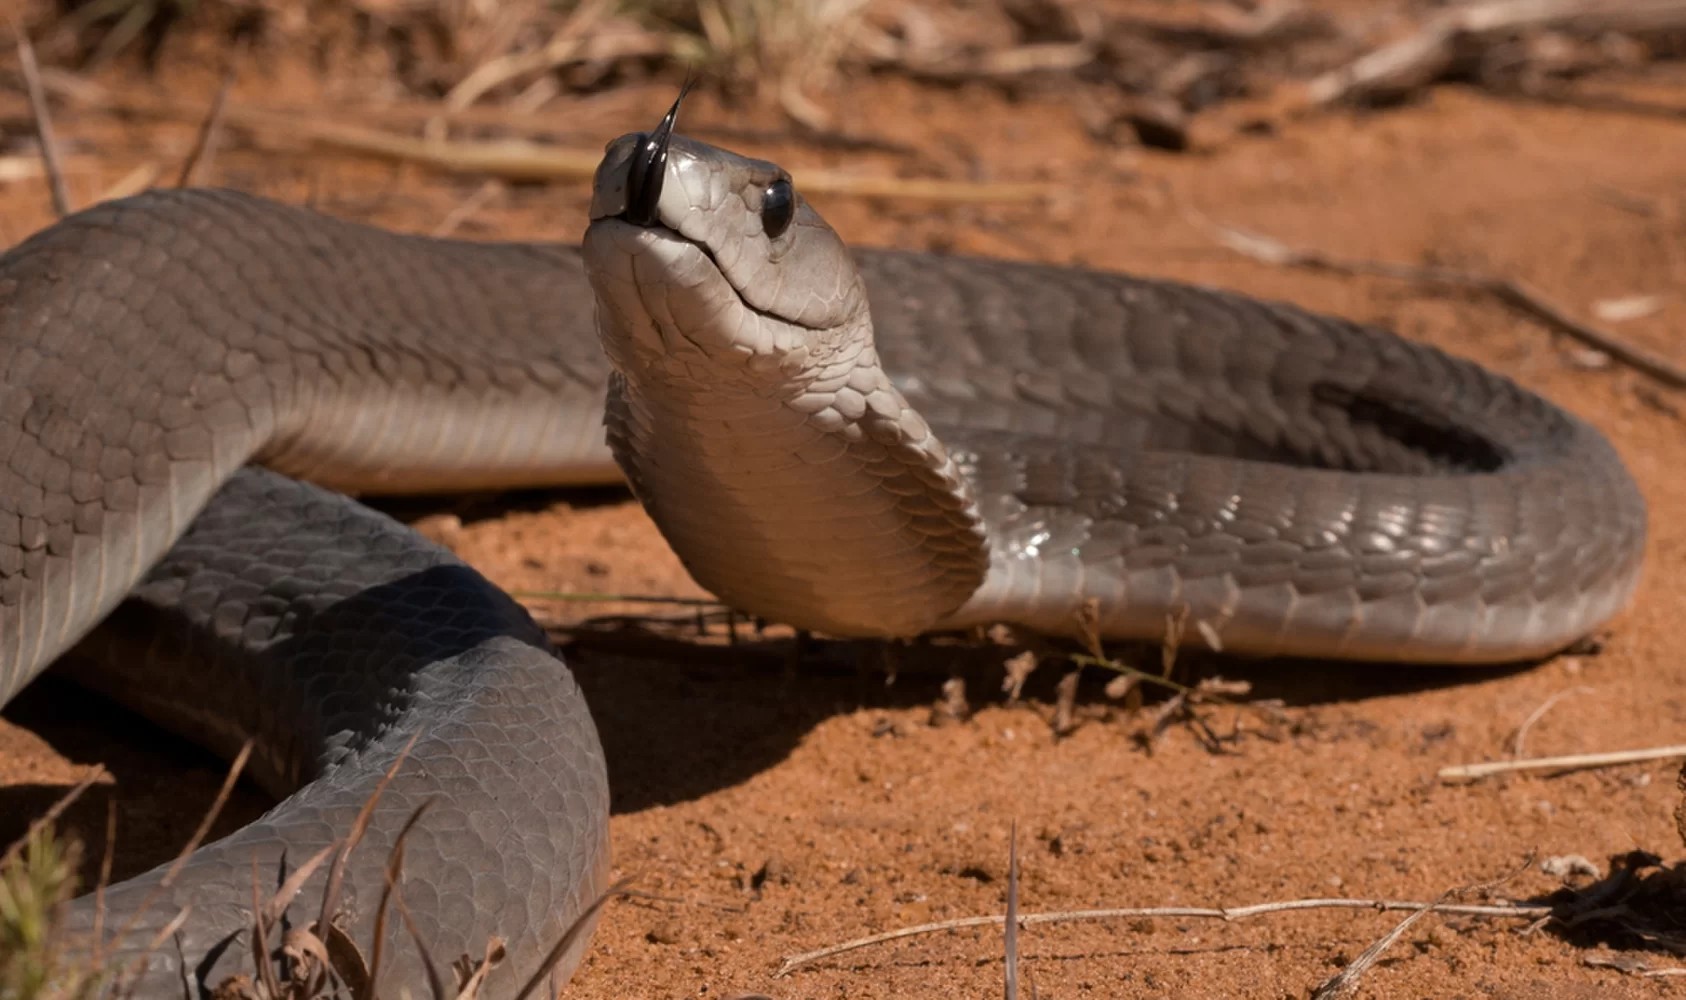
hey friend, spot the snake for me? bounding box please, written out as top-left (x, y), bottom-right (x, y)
top-left (0, 89), bottom-right (1646, 998)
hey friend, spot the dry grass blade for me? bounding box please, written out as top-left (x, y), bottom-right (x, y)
top-left (250, 856), bottom-right (282, 1000)
top-left (259, 841), bottom-right (341, 928)
top-left (432, 180), bottom-right (505, 238)
top-left (162, 741), bottom-right (253, 890)
top-left (368, 797), bottom-right (436, 1000)
top-left (1512, 686), bottom-right (1596, 758)
top-left (97, 741), bottom-right (251, 961)
top-left (391, 889), bottom-right (448, 1000)
top-left (315, 728), bottom-right (425, 943)
top-left (177, 47), bottom-right (242, 189)
top-left (97, 161), bottom-right (161, 203)
top-left (1003, 821), bottom-right (1019, 1000)
top-left (92, 799), bottom-right (117, 960)
top-left (111, 902), bottom-right (192, 993)
top-left (508, 877), bottom-right (637, 1000)
top-left (1, 766), bottom-right (107, 867)
top-left (10, 14), bottom-right (72, 217)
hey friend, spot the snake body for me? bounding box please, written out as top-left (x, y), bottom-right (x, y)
top-left (0, 117), bottom-right (1646, 997)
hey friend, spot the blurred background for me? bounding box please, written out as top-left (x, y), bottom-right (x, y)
top-left (2, 2), bottom-right (1685, 998)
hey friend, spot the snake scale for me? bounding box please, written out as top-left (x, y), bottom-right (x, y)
top-left (0, 94), bottom-right (1646, 997)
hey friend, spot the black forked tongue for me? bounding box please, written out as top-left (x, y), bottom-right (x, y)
top-left (624, 79), bottom-right (693, 227)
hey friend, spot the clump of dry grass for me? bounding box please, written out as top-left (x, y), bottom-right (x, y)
top-left (626, 0), bottom-right (868, 120)
top-left (0, 739), bottom-right (622, 1000)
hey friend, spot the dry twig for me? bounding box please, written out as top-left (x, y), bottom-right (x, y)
top-left (1511, 685), bottom-right (1596, 758)
top-left (507, 877), bottom-right (635, 1000)
top-left (369, 798), bottom-right (437, 1000)
top-left (160, 741), bottom-right (253, 891)
top-left (433, 180), bottom-right (506, 238)
top-left (1440, 744), bottom-right (1686, 781)
top-left (1307, 0), bottom-right (1686, 106)
top-left (1004, 821), bottom-right (1019, 1000)
top-left (98, 162), bottom-right (162, 203)
top-left (239, 109), bottom-right (1048, 202)
top-left (1191, 211), bottom-right (1686, 390)
top-left (12, 16), bottom-right (72, 216)
top-left (775, 895), bottom-right (1553, 976)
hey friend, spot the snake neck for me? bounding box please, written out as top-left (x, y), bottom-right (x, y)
top-left (603, 346), bottom-right (989, 638)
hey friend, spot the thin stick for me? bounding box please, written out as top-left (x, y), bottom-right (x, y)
top-left (112, 904), bottom-right (193, 989)
top-left (1003, 821), bottom-right (1019, 1000)
top-left (392, 887), bottom-right (449, 1000)
top-left (1511, 686), bottom-right (1595, 759)
top-left (97, 162), bottom-right (161, 203)
top-left (1439, 744), bottom-right (1686, 781)
top-left (368, 797), bottom-right (435, 1000)
top-left (176, 48), bottom-right (241, 188)
top-left (161, 741), bottom-right (252, 888)
top-left (512, 590), bottom-right (723, 607)
top-left (259, 840), bottom-right (339, 927)
top-left (508, 877), bottom-right (636, 1000)
top-left (1190, 210), bottom-right (1686, 390)
top-left (0, 765), bottom-right (107, 867)
top-left (774, 897), bottom-right (1555, 976)
top-left (432, 180), bottom-right (504, 238)
top-left (105, 742), bottom-right (252, 955)
top-left (250, 856), bottom-right (281, 1000)
top-left (11, 16), bottom-right (72, 217)
top-left (91, 799), bottom-right (117, 963)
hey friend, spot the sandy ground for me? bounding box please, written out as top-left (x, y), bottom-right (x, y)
top-left (2, 31), bottom-right (1685, 1000)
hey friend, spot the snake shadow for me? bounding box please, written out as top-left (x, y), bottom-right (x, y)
top-left (561, 622), bottom-right (1545, 815)
top-left (0, 611), bottom-right (1543, 885)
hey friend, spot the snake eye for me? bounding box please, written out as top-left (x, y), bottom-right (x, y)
top-left (761, 179), bottom-right (795, 239)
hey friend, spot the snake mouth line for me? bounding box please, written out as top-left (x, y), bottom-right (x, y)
top-left (598, 217), bottom-right (833, 340)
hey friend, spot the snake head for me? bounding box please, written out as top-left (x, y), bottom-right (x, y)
top-left (584, 93), bottom-right (872, 392)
